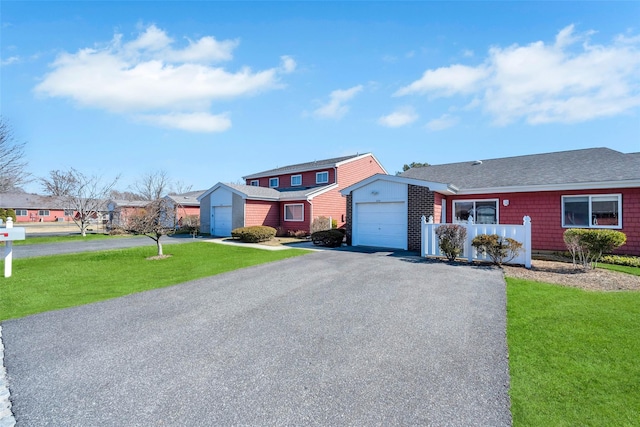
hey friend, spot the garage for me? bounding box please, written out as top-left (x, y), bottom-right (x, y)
top-left (355, 202), bottom-right (407, 249)
top-left (212, 206), bottom-right (232, 236)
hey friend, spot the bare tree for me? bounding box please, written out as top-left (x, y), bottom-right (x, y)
top-left (0, 118), bottom-right (32, 191)
top-left (169, 180), bottom-right (193, 195)
top-left (130, 170), bottom-right (171, 200)
top-left (39, 170), bottom-right (78, 196)
top-left (125, 171), bottom-right (181, 256)
top-left (109, 189), bottom-right (145, 201)
top-left (125, 198), bottom-right (176, 256)
top-left (41, 168), bottom-right (119, 236)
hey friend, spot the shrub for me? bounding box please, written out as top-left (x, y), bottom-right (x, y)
top-left (311, 229), bottom-right (344, 247)
top-left (331, 219), bottom-right (338, 229)
top-left (231, 226), bottom-right (276, 243)
top-left (435, 224), bottom-right (467, 261)
top-left (311, 216), bottom-right (331, 234)
top-left (563, 228), bottom-right (627, 269)
top-left (600, 254), bottom-right (640, 267)
top-left (472, 234), bottom-right (523, 266)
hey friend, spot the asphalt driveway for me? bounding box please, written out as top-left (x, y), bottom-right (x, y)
top-left (2, 249), bottom-right (511, 426)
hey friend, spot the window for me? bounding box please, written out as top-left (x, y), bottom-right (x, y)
top-left (284, 204), bottom-right (304, 221)
top-left (316, 171), bottom-right (329, 184)
top-left (64, 209), bottom-right (74, 216)
top-left (453, 200), bottom-right (498, 224)
top-left (269, 177), bottom-right (279, 188)
top-left (563, 194), bottom-right (621, 228)
top-left (291, 175), bottom-right (302, 186)
top-left (250, 180), bottom-right (259, 186)
top-left (38, 210), bottom-right (50, 216)
top-left (16, 209), bottom-right (27, 216)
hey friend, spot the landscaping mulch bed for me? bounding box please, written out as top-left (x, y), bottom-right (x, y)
top-left (502, 259), bottom-right (640, 291)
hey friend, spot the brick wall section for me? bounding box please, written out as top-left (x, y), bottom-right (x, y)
top-left (407, 185), bottom-right (434, 251)
top-left (447, 187), bottom-right (640, 256)
top-left (345, 194), bottom-right (353, 245)
top-left (245, 200), bottom-right (280, 228)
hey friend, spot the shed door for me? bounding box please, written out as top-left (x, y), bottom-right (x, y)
top-left (212, 206), bottom-right (232, 236)
top-left (355, 202), bottom-right (406, 249)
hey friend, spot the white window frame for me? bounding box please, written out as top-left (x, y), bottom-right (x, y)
top-left (291, 174), bottom-right (302, 186)
top-left (269, 177), bottom-right (279, 188)
top-left (250, 180), bottom-right (259, 186)
top-left (316, 171), bottom-right (329, 184)
top-left (452, 199), bottom-right (499, 224)
top-left (562, 194), bottom-right (622, 229)
top-left (16, 209), bottom-right (27, 216)
top-left (284, 203), bottom-right (304, 222)
top-left (38, 210), bottom-right (50, 216)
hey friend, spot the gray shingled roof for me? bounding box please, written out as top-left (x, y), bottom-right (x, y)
top-left (222, 182), bottom-right (332, 200)
top-left (400, 148), bottom-right (640, 190)
top-left (243, 154), bottom-right (367, 179)
top-left (165, 190), bottom-right (206, 206)
top-left (0, 193), bottom-right (69, 209)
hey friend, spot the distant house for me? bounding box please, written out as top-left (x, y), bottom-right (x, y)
top-left (107, 190), bottom-right (204, 228)
top-left (0, 193), bottom-right (74, 223)
top-left (341, 148), bottom-right (640, 255)
top-left (198, 153), bottom-right (386, 236)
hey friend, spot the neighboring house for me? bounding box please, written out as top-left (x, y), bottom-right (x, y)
top-left (106, 200), bottom-right (150, 228)
top-left (108, 190), bottom-right (204, 228)
top-left (198, 153), bottom-right (386, 236)
top-left (0, 193), bottom-right (74, 222)
top-left (165, 190), bottom-right (205, 224)
top-left (341, 148), bottom-right (640, 255)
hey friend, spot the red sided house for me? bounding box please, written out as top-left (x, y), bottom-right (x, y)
top-left (0, 193), bottom-right (74, 222)
top-left (198, 153), bottom-right (386, 236)
top-left (341, 148), bottom-right (640, 255)
top-left (107, 190), bottom-right (204, 228)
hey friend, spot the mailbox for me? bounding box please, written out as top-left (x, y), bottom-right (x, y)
top-left (0, 228), bottom-right (25, 242)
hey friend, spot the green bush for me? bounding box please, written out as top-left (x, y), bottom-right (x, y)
top-left (600, 254), bottom-right (640, 267)
top-left (231, 226), bottom-right (276, 243)
top-left (563, 228), bottom-right (627, 269)
top-left (472, 234), bottom-right (523, 266)
top-left (311, 229), bottom-right (344, 247)
top-left (435, 224), bottom-right (467, 261)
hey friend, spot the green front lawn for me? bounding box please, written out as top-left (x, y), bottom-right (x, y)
top-left (507, 277), bottom-right (640, 426)
top-left (0, 242), bottom-right (308, 321)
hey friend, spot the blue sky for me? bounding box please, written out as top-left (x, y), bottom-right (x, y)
top-left (2, 1), bottom-right (639, 194)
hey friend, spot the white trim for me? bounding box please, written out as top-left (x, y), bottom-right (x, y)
top-left (452, 199), bottom-right (499, 224)
top-left (352, 201), bottom-right (408, 250)
top-left (316, 171), bottom-right (329, 184)
top-left (456, 180), bottom-right (640, 195)
top-left (15, 209), bottom-right (28, 216)
top-left (340, 173), bottom-right (457, 196)
top-left (250, 180), bottom-right (259, 186)
top-left (291, 174), bottom-right (302, 186)
top-left (269, 177), bottom-right (279, 188)
top-left (284, 203), bottom-right (304, 221)
top-left (279, 183), bottom-right (339, 201)
top-left (562, 193), bottom-right (622, 229)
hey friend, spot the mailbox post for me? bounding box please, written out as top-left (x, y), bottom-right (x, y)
top-left (1, 218), bottom-right (26, 278)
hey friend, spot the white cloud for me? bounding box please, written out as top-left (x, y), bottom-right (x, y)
top-left (395, 64), bottom-right (490, 97)
top-left (378, 106), bottom-right (418, 127)
top-left (280, 55), bottom-right (296, 73)
top-left (1, 56), bottom-right (20, 66)
top-left (136, 112), bottom-right (231, 133)
top-left (313, 85), bottom-right (363, 119)
top-left (34, 25), bottom-right (292, 133)
top-left (425, 114), bottom-right (459, 131)
top-left (395, 25), bottom-right (640, 125)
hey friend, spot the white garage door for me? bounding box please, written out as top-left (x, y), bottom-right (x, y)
top-left (212, 206), bottom-right (232, 236)
top-left (355, 202), bottom-right (406, 249)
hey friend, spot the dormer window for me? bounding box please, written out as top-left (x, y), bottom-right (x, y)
top-left (291, 175), bottom-right (302, 186)
top-left (316, 171), bottom-right (329, 184)
top-left (250, 180), bottom-right (259, 186)
top-left (269, 177), bottom-right (279, 188)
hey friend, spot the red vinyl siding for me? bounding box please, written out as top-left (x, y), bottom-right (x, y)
top-left (245, 200), bottom-right (280, 228)
top-left (446, 187), bottom-right (640, 255)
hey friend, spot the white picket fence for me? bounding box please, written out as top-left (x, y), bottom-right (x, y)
top-left (421, 215), bottom-right (532, 268)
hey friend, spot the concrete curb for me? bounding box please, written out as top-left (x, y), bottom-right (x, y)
top-left (0, 327), bottom-right (16, 427)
